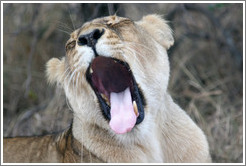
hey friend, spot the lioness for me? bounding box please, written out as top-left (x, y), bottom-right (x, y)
top-left (3, 14), bottom-right (211, 163)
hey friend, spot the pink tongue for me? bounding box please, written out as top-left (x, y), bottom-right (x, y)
top-left (109, 87), bottom-right (137, 134)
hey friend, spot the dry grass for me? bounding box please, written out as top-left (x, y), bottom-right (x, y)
top-left (2, 3), bottom-right (243, 163)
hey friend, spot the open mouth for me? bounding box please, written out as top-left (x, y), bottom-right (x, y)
top-left (86, 56), bottom-right (145, 134)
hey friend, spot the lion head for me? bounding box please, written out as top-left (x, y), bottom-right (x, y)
top-left (46, 14), bottom-right (174, 143)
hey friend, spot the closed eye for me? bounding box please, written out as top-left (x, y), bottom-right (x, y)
top-left (65, 40), bottom-right (76, 52)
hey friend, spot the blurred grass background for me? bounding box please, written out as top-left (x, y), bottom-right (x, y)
top-left (2, 3), bottom-right (243, 163)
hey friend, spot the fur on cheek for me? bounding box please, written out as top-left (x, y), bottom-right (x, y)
top-left (65, 82), bottom-right (106, 125)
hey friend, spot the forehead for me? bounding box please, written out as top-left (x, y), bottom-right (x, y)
top-left (70, 15), bottom-right (133, 39)
top-left (89, 15), bottom-right (132, 25)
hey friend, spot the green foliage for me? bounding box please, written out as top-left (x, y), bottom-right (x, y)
top-left (28, 90), bottom-right (38, 101)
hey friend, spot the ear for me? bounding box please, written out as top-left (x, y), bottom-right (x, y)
top-left (46, 57), bottom-right (65, 85)
top-left (137, 14), bottom-right (174, 49)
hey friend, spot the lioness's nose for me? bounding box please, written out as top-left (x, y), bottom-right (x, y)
top-left (78, 29), bottom-right (105, 47)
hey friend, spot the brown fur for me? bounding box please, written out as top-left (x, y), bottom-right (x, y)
top-left (3, 14), bottom-right (211, 163)
top-left (3, 128), bottom-right (103, 163)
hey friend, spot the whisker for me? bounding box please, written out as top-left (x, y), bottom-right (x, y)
top-left (65, 96), bottom-right (73, 112)
top-left (68, 68), bottom-right (80, 88)
top-left (123, 47), bottom-right (146, 79)
top-left (57, 29), bottom-right (71, 35)
top-left (75, 71), bottom-right (80, 100)
top-left (72, 73), bottom-right (76, 93)
top-left (124, 41), bottom-right (154, 53)
top-left (56, 20), bottom-right (74, 32)
top-left (67, 6), bottom-right (76, 30)
top-left (64, 68), bottom-right (73, 82)
top-left (123, 43), bottom-right (149, 61)
top-left (62, 67), bottom-right (71, 80)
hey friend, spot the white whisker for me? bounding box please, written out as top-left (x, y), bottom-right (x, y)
top-left (65, 96), bottom-right (73, 112)
top-left (64, 68), bottom-right (73, 82)
top-left (67, 68), bottom-right (79, 88)
top-left (124, 41), bottom-right (155, 53)
top-left (75, 72), bottom-right (80, 100)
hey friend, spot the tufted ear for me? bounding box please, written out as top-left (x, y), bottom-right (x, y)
top-left (46, 57), bottom-right (65, 85)
top-left (137, 14), bottom-right (174, 49)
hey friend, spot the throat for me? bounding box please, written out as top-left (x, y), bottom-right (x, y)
top-left (71, 116), bottom-right (163, 162)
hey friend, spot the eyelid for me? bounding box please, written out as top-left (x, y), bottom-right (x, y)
top-left (67, 40), bottom-right (76, 45)
top-left (65, 40), bottom-right (76, 51)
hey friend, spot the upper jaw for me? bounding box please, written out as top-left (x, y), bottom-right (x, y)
top-left (85, 56), bottom-right (146, 128)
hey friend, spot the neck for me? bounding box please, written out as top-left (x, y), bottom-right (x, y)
top-left (72, 115), bottom-right (164, 162)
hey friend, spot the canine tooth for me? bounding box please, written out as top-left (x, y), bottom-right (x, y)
top-left (90, 67), bottom-right (93, 74)
top-left (106, 101), bottom-right (110, 106)
top-left (133, 101), bottom-right (139, 116)
top-left (101, 93), bottom-right (107, 100)
top-left (101, 93), bottom-right (110, 105)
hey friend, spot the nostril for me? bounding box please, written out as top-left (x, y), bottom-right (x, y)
top-left (77, 29), bottom-right (105, 47)
top-left (78, 36), bottom-right (88, 46)
top-left (92, 29), bottom-right (104, 40)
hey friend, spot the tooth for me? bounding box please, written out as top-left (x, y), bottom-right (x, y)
top-left (101, 93), bottom-right (110, 106)
top-left (133, 101), bottom-right (139, 116)
top-left (90, 67), bottom-right (93, 74)
top-left (101, 93), bottom-right (107, 101)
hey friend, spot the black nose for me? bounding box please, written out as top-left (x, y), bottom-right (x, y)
top-left (78, 29), bottom-right (105, 47)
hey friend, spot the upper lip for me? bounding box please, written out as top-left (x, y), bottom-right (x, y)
top-left (85, 56), bottom-right (145, 125)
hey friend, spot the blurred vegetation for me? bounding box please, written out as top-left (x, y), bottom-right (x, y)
top-left (2, 3), bottom-right (243, 163)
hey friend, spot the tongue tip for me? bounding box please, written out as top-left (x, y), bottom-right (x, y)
top-left (109, 113), bottom-right (137, 134)
top-left (109, 121), bottom-right (134, 134)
